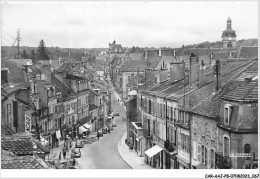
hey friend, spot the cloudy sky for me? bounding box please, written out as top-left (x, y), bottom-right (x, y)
top-left (1, 1), bottom-right (258, 48)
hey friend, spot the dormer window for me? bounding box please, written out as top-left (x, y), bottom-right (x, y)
top-left (224, 104), bottom-right (233, 125)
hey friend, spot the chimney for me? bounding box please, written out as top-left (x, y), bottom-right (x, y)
top-left (1, 68), bottom-right (9, 84)
top-left (159, 49), bottom-right (161, 57)
top-left (173, 49), bottom-right (176, 57)
top-left (199, 60), bottom-right (206, 85)
top-left (189, 53), bottom-right (199, 85)
top-left (214, 60), bottom-right (221, 91)
top-left (170, 61), bottom-right (183, 84)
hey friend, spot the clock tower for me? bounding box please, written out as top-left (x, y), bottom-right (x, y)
top-left (221, 17), bottom-right (237, 49)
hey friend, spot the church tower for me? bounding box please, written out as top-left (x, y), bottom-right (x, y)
top-left (221, 17), bottom-right (237, 49)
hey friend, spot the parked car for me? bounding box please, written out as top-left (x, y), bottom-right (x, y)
top-left (75, 141), bottom-right (84, 148)
top-left (115, 112), bottom-right (120, 116)
top-left (72, 148), bottom-right (81, 158)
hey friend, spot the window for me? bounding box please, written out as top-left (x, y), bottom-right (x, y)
top-left (211, 149), bottom-right (215, 168)
top-left (224, 104), bottom-right (233, 125)
top-left (183, 135), bottom-right (187, 151)
top-left (202, 145), bottom-right (205, 164)
top-left (244, 144), bottom-right (251, 160)
top-left (205, 147), bottom-right (208, 166)
top-left (181, 134), bottom-right (185, 149)
top-left (160, 104), bottom-right (162, 117)
top-left (178, 132), bottom-right (181, 149)
top-left (170, 107), bottom-right (173, 120)
top-left (187, 136), bottom-right (190, 153)
top-left (201, 122), bottom-right (206, 137)
top-left (197, 145), bottom-right (201, 163)
top-left (193, 119), bottom-right (197, 133)
top-left (223, 136), bottom-right (230, 156)
top-left (211, 125), bottom-right (215, 140)
top-left (153, 121), bottom-right (155, 134)
top-left (163, 104), bottom-right (166, 118)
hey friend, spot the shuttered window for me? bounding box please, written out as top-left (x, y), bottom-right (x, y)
top-left (197, 145), bottom-right (201, 163)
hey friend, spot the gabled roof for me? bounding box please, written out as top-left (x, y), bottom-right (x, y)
top-left (51, 74), bottom-right (75, 99)
top-left (222, 80), bottom-right (258, 102)
top-left (128, 52), bottom-right (144, 61)
top-left (191, 80), bottom-right (244, 119)
top-left (1, 123), bottom-right (15, 137)
top-left (1, 83), bottom-right (28, 97)
top-left (120, 60), bottom-right (147, 72)
top-left (1, 156), bottom-right (50, 169)
top-left (89, 103), bottom-right (98, 111)
top-left (1, 58), bottom-right (27, 84)
top-left (1, 138), bottom-right (50, 155)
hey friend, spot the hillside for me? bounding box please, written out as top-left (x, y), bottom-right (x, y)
top-left (185, 38), bottom-right (258, 49)
top-left (1, 38), bottom-right (257, 60)
top-left (1, 46), bottom-right (108, 60)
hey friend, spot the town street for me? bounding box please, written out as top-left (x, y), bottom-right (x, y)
top-left (77, 92), bottom-right (130, 169)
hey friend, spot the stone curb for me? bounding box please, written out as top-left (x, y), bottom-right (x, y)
top-left (117, 133), bottom-right (133, 169)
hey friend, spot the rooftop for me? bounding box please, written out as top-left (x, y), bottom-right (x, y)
top-left (1, 156), bottom-right (50, 169)
top-left (120, 60), bottom-right (147, 72)
top-left (1, 138), bottom-right (50, 156)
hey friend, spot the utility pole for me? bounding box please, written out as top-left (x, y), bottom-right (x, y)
top-left (16, 28), bottom-right (21, 59)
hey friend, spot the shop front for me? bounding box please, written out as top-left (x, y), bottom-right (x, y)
top-left (144, 145), bottom-right (164, 169)
top-left (131, 122), bottom-right (144, 156)
top-left (176, 155), bottom-right (190, 169)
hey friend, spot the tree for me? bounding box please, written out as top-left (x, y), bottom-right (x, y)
top-left (30, 49), bottom-right (36, 64)
top-left (21, 49), bottom-right (28, 59)
top-left (36, 39), bottom-right (50, 61)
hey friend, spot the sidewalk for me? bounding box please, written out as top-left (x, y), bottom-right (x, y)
top-left (117, 132), bottom-right (153, 169)
top-left (112, 86), bottom-right (126, 111)
top-left (45, 140), bottom-right (77, 168)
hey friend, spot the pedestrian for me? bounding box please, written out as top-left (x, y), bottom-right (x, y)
top-left (63, 151), bottom-right (66, 159)
top-left (108, 128), bottom-right (110, 134)
top-left (97, 132), bottom-right (99, 140)
top-left (59, 151), bottom-right (61, 160)
top-left (72, 158), bottom-right (76, 166)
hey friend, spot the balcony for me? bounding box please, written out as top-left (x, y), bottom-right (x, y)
top-left (174, 120), bottom-right (190, 129)
top-left (215, 153), bottom-right (231, 169)
top-left (164, 140), bottom-right (177, 153)
top-left (143, 129), bottom-right (153, 140)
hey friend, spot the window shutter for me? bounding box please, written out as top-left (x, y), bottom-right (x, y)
top-left (178, 132), bottom-right (181, 149)
top-left (208, 149), bottom-right (211, 169)
top-left (193, 141), bottom-right (197, 160)
top-left (211, 125), bottom-right (215, 140)
top-left (229, 106), bottom-right (233, 123)
top-left (202, 122), bottom-right (205, 137)
top-left (197, 145), bottom-right (201, 163)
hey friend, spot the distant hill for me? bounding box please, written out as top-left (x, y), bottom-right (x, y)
top-left (1, 46), bottom-right (108, 60)
top-left (1, 38), bottom-right (257, 60)
top-left (185, 38), bottom-right (258, 49)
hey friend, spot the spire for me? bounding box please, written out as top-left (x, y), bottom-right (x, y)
top-left (227, 17), bottom-right (232, 30)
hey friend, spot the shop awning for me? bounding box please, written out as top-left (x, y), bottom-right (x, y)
top-left (79, 126), bottom-right (88, 134)
top-left (144, 145), bottom-right (163, 159)
top-left (83, 123), bottom-right (91, 129)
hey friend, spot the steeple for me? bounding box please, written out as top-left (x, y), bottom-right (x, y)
top-left (227, 17), bottom-right (232, 30)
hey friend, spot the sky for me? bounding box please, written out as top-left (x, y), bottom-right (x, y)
top-left (1, 1), bottom-right (258, 48)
